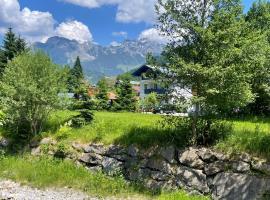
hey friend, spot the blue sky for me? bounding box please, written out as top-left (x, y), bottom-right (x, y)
top-left (0, 0), bottom-right (258, 46)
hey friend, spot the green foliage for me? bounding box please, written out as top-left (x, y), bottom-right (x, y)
top-left (71, 110), bottom-right (94, 128)
top-left (157, 0), bottom-right (269, 115)
top-left (67, 56), bottom-right (85, 95)
top-left (244, 0), bottom-right (270, 115)
top-left (140, 92), bottom-right (159, 111)
top-left (116, 77), bottom-right (136, 111)
top-left (96, 77), bottom-right (109, 110)
top-left (160, 116), bottom-right (232, 146)
top-left (0, 52), bottom-right (65, 140)
top-left (0, 28), bottom-right (28, 76)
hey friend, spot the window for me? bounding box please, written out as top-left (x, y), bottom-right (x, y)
top-left (144, 84), bottom-right (148, 90)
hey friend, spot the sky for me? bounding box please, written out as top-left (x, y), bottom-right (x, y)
top-left (0, 0), bottom-right (258, 46)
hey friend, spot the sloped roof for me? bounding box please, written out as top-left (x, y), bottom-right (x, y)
top-left (132, 65), bottom-right (155, 76)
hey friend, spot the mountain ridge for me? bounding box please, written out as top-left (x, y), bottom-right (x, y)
top-left (34, 36), bottom-right (164, 83)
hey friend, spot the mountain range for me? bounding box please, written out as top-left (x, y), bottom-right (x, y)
top-left (34, 36), bottom-right (164, 83)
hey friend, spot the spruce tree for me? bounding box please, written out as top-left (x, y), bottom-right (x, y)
top-left (96, 77), bottom-right (109, 109)
top-left (69, 56), bottom-right (84, 95)
top-left (117, 77), bottom-right (136, 111)
top-left (15, 36), bottom-right (28, 54)
top-left (3, 28), bottom-right (17, 62)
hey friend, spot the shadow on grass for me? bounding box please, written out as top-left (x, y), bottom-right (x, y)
top-left (114, 126), bottom-right (191, 148)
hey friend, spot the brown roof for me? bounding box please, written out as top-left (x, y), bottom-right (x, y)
top-left (108, 92), bottom-right (117, 100)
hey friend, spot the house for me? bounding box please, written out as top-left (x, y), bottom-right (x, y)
top-left (132, 65), bottom-right (166, 99)
top-left (132, 64), bottom-right (193, 113)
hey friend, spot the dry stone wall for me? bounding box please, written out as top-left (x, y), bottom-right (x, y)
top-left (31, 139), bottom-right (270, 200)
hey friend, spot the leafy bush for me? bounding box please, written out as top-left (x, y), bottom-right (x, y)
top-left (71, 117), bottom-right (86, 128)
top-left (79, 109), bottom-right (94, 122)
top-left (0, 52), bottom-right (65, 141)
top-left (161, 116), bottom-right (232, 146)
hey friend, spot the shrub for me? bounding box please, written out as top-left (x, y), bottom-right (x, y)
top-left (161, 116), bottom-right (232, 146)
top-left (71, 117), bottom-right (86, 128)
top-left (0, 52), bottom-right (65, 141)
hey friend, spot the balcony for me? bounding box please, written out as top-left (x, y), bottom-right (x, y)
top-left (144, 88), bottom-right (166, 94)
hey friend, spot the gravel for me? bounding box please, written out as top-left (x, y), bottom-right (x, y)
top-left (0, 180), bottom-right (146, 200)
top-left (0, 180), bottom-right (92, 200)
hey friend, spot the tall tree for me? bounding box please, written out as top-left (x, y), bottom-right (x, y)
top-left (245, 0), bottom-right (270, 115)
top-left (96, 77), bottom-right (109, 109)
top-left (68, 56), bottom-right (85, 96)
top-left (116, 77), bottom-right (136, 111)
top-left (0, 28), bottom-right (28, 76)
top-left (156, 0), bottom-right (269, 139)
top-left (3, 28), bottom-right (17, 62)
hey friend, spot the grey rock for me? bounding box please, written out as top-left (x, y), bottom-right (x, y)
top-left (0, 138), bottom-right (9, 148)
top-left (232, 161), bottom-right (250, 173)
top-left (178, 147), bottom-right (205, 169)
top-left (79, 153), bottom-right (103, 165)
top-left (125, 168), bottom-right (147, 181)
top-left (83, 144), bottom-right (107, 155)
top-left (72, 142), bottom-right (84, 151)
top-left (29, 139), bottom-right (39, 148)
top-left (159, 146), bottom-right (176, 164)
top-left (149, 170), bottom-right (172, 181)
top-left (197, 148), bottom-right (218, 163)
top-left (143, 178), bottom-right (177, 191)
top-left (127, 145), bottom-right (139, 157)
top-left (239, 153), bottom-right (252, 163)
top-left (31, 146), bottom-right (41, 156)
top-left (40, 137), bottom-right (56, 145)
top-left (252, 160), bottom-right (270, 175)
top-left (175, 166), bottom-right (210, 194)
top-left (211, 172), bottom-right (270, 200)
top-left (146, 157), bottom-right (173, 174)
top-left (101, 157), bottom-right (123, 176)
top-left (204, 161), bottom-right (225, 176)
top-left (106, 145), bottom-right (126, 155)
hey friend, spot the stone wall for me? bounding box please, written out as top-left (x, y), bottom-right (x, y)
top-left (32, 139), bottom-right (270, 200)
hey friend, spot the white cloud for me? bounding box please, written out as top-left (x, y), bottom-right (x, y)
top-left (112, 31), bottom-right (127, 38)
top-left (138, 28), bottom-right (168, 44)
top-left (55, 20), bottom-right (93, 43)
top-left (60, 0), bottom-right (158, 24)
top-left (110, 41), bottom-right (121, 46)
top-left (0, 0), bottom-right (55, 42)
top-left (0, 0), bottom-right (94, 43)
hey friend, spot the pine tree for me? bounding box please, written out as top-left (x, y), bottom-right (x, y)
top-left (3, 28), bottom-right (17, 62)
top-left (96, 77), bottom-right (109, 109)
top-left (117, 77), bottom-right (136, 111)
top-left (15, 36), bottom-right (28, 54)
top-left (69, 56), bottom-right (84, 95)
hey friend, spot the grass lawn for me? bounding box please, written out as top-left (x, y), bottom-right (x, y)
top-left (0, 156), bottom-right (209, 200)
top-left (48, 110), bottom-right (270, 160)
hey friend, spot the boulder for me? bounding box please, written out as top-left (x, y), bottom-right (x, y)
top-left (79, 153), bottom-right (103, 165)
top-left (252, 160), bottom-right (270, 175)
top-left (40, 137), bottom-right (56, 145)
top-left (204, 161), bottom-right (226, 176)
top-left (0, 138), bottom-right (9, 148)
top-left (72, 142), bottom-right (84, 152)
top-left (146, 157), bottom-right (173, 174)
top-left (101, 157), bottom-right (123, 176)
top-left (175, 166), bottom-right (210, 194)
top-left (178, 147), bottom-right (205, 169)
top-left (197, 148), bottom-right (218, 163)
top-left (83, 144), bottom-right (106, 155)
top-left (31, 146), bottom-right (41, 156)
top-left (159, 146), bottom-right (176, 164)
top-left (232, 161), bottom-right (250, 173)
top-left (211, 172), bottom-right (270, 200)
top-left (127, 144), bottom-right (139, 157)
